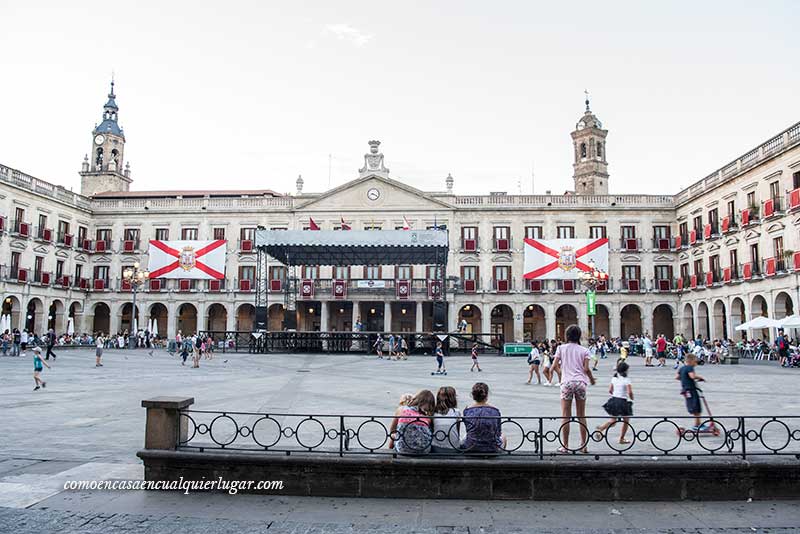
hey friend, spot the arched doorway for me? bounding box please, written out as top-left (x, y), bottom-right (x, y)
top-left (93, 302), bottom-right (111, 334)
top-left (750, 295), bottom-right (769, 340)
top-left (712, 300), bottom-right (727, 340)
top-left (458, 304), bottom-right (482, 334)
top-left (2, 295), bottom-right (21, 331)
top-left (177, 303), bottom-right (198, 335)
top-left (731, 297), bottom-right (746, 338)
top-left (358, 302), bottom-right (384, 331)
top-left (591, 304), bottom-right (610, 338)
top-left (697, 302), bottom-right (710, 340)
top-left (653, 304), bottom-right (675, 339)
top-left (620, 304), bottom-right (642, 339)
top-left (490, 304), bottom-right (513, 345)
top-left (25, 298), bottom-right (43, 333)
top-left (120, 302), bottom-right (141, 333)
top-left (268, 303), bottom-right (284, 331)
top-left (148, 303), bottom-right (168, 337)
top-left (523, 304), bottom-right (545, 342)
top-left (47, 300), bottom-right (65, 332)
top-left (774, 292), bottom-right (794, 319)
top-left (555, 304), bottom-right (578, 341)
top-left (682, 303), bottom-right (695, 339)
top-left (235, 303), bottom-right (255, 332)
top-left (206, 303), bottom-right (227, 331)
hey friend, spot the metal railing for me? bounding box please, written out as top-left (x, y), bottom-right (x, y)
top-left (177, 410), bottom-right (800, 459)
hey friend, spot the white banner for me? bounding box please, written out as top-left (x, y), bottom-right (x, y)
top-left (356, 280), bottom-right (386, 288)
top-left (523, 238), bottom-right (608, 280)
top-left (148, 240), bottom-right (226, 280)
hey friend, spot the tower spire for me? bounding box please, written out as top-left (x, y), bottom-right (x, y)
top-left (584, 89), bottom-right (590, 112)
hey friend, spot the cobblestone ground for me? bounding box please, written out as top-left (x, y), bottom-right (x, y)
top-left (1, 348), bottom-right (798, 531)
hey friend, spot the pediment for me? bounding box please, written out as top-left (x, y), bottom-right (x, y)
top-left (121, 256), bottom-right (140, 263)
top-left (295, 175), bottom-right (452, 213)
top-left (652, 255), bottom-right (673, 263)
top-left (765, 222), bottom-right (785, 234)
top-left (74, 254), bottom-right (88, 262)
top-left (691, 248), bottom-right (704, 257)
top-left (10, 240), bottom-right (27, 250)
top-left (33, 245), bottom-right (49, 254)
top-left (239, 255), bottom-right (256, 263)
top-left (55, 249), bottom-right (70, 258)
top-left (706, 242), bottom-right (721, 252)
top-left (94, 255), bottom-right (112, 264)
top-left (724, 237), bottom-right (739, 247)
top-left (743, 230), bottom-right (760, 241)
top-left (459, 255), bottom-right (480, 263)
top-left (678, 253), bottom-right (689, 261)
top-left (620, 254), bottom-right (640, 262)
top-left (491, 254), bottom-right (512, 263)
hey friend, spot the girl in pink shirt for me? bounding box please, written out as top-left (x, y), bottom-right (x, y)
top-left (553, 325), bottom-right (596, 453)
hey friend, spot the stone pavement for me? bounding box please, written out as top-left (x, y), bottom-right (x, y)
top-left (1, 348), bottom-right (798, 531)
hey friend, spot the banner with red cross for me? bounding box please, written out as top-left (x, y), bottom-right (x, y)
top-left (523, 238), bottom-right (608, 280)
top-left (333, 279), bottom-right (347, 300)
top-left (396, 279), bottom-right (410, 300)
top-left (300, 279), bottom-right (315, 299)
top-left (148, 240), bottom-right (226, 280)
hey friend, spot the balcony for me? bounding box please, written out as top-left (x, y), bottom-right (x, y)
top-left (81, 238), bottom-right (93, 252)
top-left (463, 278), bottom-right (478, 293)
top-left (7, 267), bottom-right (29, 282)
top-left (269, 278), bottom-right (284, 292)
top-left (490, 278), bottom-right (512, 293)
top-left (653, 278), bottom-right (675, 292)
top-left (703, 223), bottom-right (719, 241)
top-left (239, 239), bottom-right (254, 253)
top-left (121, 238), bottom-right (141, 253)
top-left (689, 229), bottom-right (701, 245)
top-left (93, 239), bottom-right (112, 253)
top-left (676, 234), bottom-right (687, 249)
top-left (56, 232), bottom-right (74, 248)
top-left (652, 237), bottom-right (674, 251)
top-left (149, 278), bottom-right (166, 292)
top-left (208, 279), bottom-right (226, 292)
top-left (11, 219), bottom-right (31, 238)
top-left (493, 238), bottom-right (511, 252)
top-left (677, 277), bottom-right (688, 291)
top-left (793, 252), bottom-right (800, 272)
top-left (0, 216), bottom-right (5, 234)
top-left (77, 278), bottom-right (89, 290)
top-left (236, 278), bottom-right (254, 292)
top-left (763, 197), bottom-right (784, 220)
top-left (461, 238), bottom-right (478, 253)
top-left (33, 271), bottom-right (52, 286)
top-left (92, 278), bottom-right (110, 291)
top-left (721, 215), bottom-right (738, 234)
top-left (555, 279), bottom-right (579, 293)
top-left (35, 226), bottom-right (53, 243)
top-left (58, 275), bottom-right (71, 288)
top-left (741, 207), bottom-right (759, 227)
top-left (178, 279), bottom-right (198, 292)
top-left (620, 238), bottom-right (641, 252)
top-left (788, 189), bottom-right (800, 213)
top-left (620, 278), bottom-right (644, 293)
top-left (524, 279), bottom-right (543, 293)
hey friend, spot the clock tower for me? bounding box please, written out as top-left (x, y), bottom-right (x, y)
top-left (570, 93), bottom-right (609, 195)
top-left (79, 80), bottom-right (132, 196)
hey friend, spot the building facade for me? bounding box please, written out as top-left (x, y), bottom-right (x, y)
top-left (1, 84), bottom-right (799, 343)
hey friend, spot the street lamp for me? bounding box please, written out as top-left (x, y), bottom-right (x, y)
top-left (123, 261), bottom-right (149, 349)
top-left (579, 258), bottom-right (609, 338)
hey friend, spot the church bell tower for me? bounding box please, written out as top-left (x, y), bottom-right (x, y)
top-left (79, 80), bottom-right (132, 196)
top-left (571, 92), bottom-right (609, 195)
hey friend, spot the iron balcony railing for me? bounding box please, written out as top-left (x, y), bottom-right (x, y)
top-left (177, 409), bottom-right (800, 459)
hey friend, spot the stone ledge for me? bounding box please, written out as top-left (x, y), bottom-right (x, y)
top-left (141, 397), bottom-right (195, 409)
top-left (137, 449), bottom-right (800, 501)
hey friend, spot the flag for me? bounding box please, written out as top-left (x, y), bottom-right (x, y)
top-left (402, 216), bottom-right (411, 230)
top-left (148, 240), bottom-right (226, 280)
top-left (523, 238), bottom-right (608, 280)
top-left (340, 217), bottom-right (351, 230)
top-left (309, 217), bottom-right (320, 230)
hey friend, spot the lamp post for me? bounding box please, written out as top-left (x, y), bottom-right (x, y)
top-left (123, 262), bottom-right (149, 349)
top-left (579, 258), bottom-right (609, 338)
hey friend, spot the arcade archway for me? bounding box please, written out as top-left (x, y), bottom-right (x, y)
top-left (620, 304), bottom-right (642, 339)
top-left (555, 304), bottom-right (578, 341)
top-left (523, 304), bottom-right (545, 342)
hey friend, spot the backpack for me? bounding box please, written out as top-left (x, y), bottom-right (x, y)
top-left (778, 337), bottom-right (787, 350)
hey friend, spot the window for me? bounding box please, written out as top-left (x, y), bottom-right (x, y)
top-left (10, 252), bottom-right (20, 275)
top-left (55, 260), bottom-right (64, 279)
top-left (33, 256), bottom-right (43, 280)
top-left (620, 225), bottom-right (636, 239)
top-left (181, 227), bottom-right (198, 240)
top-left (794, 171), bottom-right (800, 190)
top-left (96, 228), bottom-right (112, 242)
top-left (493, 265), bottom-right (510, 280)
top-left (727, 200), bottom-right (736, 220)
top-left (302, 266), bottom-right (319, 279)
top-left (395, 266), bottom-right (411, 280)
top-left (427, 265), bottom-right (443, 280)
top-left (74, 263), bottom-right (83, 281)
top-left (123, 228), bottom-right (140, 241)
top-left (269, 266), bottom-right (286, 281)
top-left (708, 208), bottom-right (719, 233)
top-left (239, 227), bottom-right (255, 241)
top-left (461, 226), bottom-right (478, 250)
top-left (597, 142), bottom-right (603, 159)
top-left (14, 207), bottom-right (24, 225)
top-left (589, 226), bottom-right (607, 239)
top-left (692, 216), bottom-right (702, 235)
top-left (57, 220), bottom-right (70, 240)
top-left (730, 249), bottom-right (739, 277)
top-left (365, 266), bottom-right (381, 279)
top-left (556, 226), bottom-right (575, 238)
top-left (769, 180), bottom-right (781, 201)
top-left (746, 191), bottom-right (756, 209)
top-left (493, 226), bottom-right (510, 250)
top-left (750, 243), bottom-right (760, 273)
top-left (334, 266), bottom-right (351, 279)
top-left (462, 266), bottom-right (478, 281)
top-left (93, 265), bottom-right (109, 281)
top-left (774, 236), bottom-right (784, 261)
top-left (710, 254), bottom-right (720, 279)
top-left (580, 143), bottom-right (587, 158)
top-left (680, 263), bottom-right (689, 281)
top-left (238, 265), bottom-right (255, 282)
top-left (655, 265), bottom-right (672, 280)
top-left (652, 225), bottom-right (670, 239)
top-left (363, 224), bottom-right (382, 231)
top-left (622, 265), bottom-right (640, 281)
top-left (679, 222), bottom-right (688, 242)
top-left (525, 226), bottom-right (543, 239)
top-left (38, 214), bottom-right (47, 231)
top-left (155, 228), bottom-right (169, 240)
top-left (213, 227), bottom-right (225, 240)
top-left (693, 259), bottom-right (703, 277)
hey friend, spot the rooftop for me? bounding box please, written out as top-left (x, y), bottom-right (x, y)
top-left (91, 189), bottom-right (283, 199)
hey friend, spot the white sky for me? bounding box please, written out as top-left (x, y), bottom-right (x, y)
top-left (1, 1), bottom-right (798, 197)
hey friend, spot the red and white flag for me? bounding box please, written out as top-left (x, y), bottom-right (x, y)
top-left (309, 217), bottom-right (321, 230)
top-left (340, 217), bottom-right (351, 230)
top-left (402, 216), bottom-right (411, 230)
top-left (523, 238), bottom-right (608, 280)
top-left (148, 240), bottom-right (226, 280)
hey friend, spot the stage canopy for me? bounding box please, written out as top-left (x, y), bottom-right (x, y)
top-left (255, 229), bottom-right (449, 266)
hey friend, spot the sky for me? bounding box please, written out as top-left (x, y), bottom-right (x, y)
top-left (0, 1), bottom-right (798, 197)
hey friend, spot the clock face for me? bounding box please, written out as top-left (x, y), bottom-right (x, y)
top-left (366, 188), bottom-right (380, 201)
top-left (94, 134), bottom-right (105, 145)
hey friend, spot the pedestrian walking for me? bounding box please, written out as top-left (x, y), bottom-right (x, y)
top-left (12, 328), bottom-right (21, 357)
top-left (20, 329), bottom-right (29, 352)
top-left (596, 360), bottom-right (634, 444)
top-left (470, 342), bottom-right (482, 372)
top-left (553, 325), bottom-right (595, 454)
top-left (432, 341), bottom-right (446, 375)
top-left (373, 334), bottom-right (384, 359)
top-left (45, 328), bottom-right (57, 360)
top-left (95, 333), bottom-right (105, 366)
top-left (526, 343), bottom-right (541, 384)
top-left (32, 346), bottom-right (49, 390)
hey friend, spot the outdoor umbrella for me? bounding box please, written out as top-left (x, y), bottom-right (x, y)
top-left (735, 316), bottom-right (781, 331)
top-left (151, 318), bottom-right (158, 337)
top-left (779, 314), bottom-right (800, 328)
top-left (67, 317), bottom-right (75, 335)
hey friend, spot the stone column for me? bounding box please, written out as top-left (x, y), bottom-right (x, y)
top-left (545, 302), bottom-right (556, 341)
top-left (226, 304), bottom-right (236, 332)
top-left (384, 301), bottom-right (392, 332)
top-left (82, 313), bottom-right (94, 335)
top-left (643, 303), bottom-right (654, 337)
top-left (351, 301), bottom-right (359, 330)
top-left (513, 305), bottom-right (524, 343)
top-left (578, 298), bottom-right (589, 340)
top-left (447, 301), bottom-right (457, 332)
top-left (415, 301), bottom-right (423, 332)
top-left (167, 302), bottom-right (177, 340)
top-left (482, 306), bottom-right (492, 336)
top-left (610, 302), bottom-right (621, 338)
top-left (109, 306), bottom-right (121, 337)
top-left (141, 397), bottom-right (195, 451)
top-left (320, 301), bottom-right (329, 331)
top-left (197, 301), bottom-right (207, 333)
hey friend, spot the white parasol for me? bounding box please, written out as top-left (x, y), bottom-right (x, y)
top-left (735, 316), bottom-right (781, 331)
top-left (66, 316), bottom-right (75, 335)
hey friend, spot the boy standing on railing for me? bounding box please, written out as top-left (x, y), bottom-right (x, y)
top-left (676, 353), bottom-right (706, 430)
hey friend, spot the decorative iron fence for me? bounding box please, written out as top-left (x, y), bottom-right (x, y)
top-left (178, 410), bottom-right (800, 460)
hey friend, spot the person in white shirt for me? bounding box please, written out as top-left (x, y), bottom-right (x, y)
top-left (596, 361), bottom-right (634, 444)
